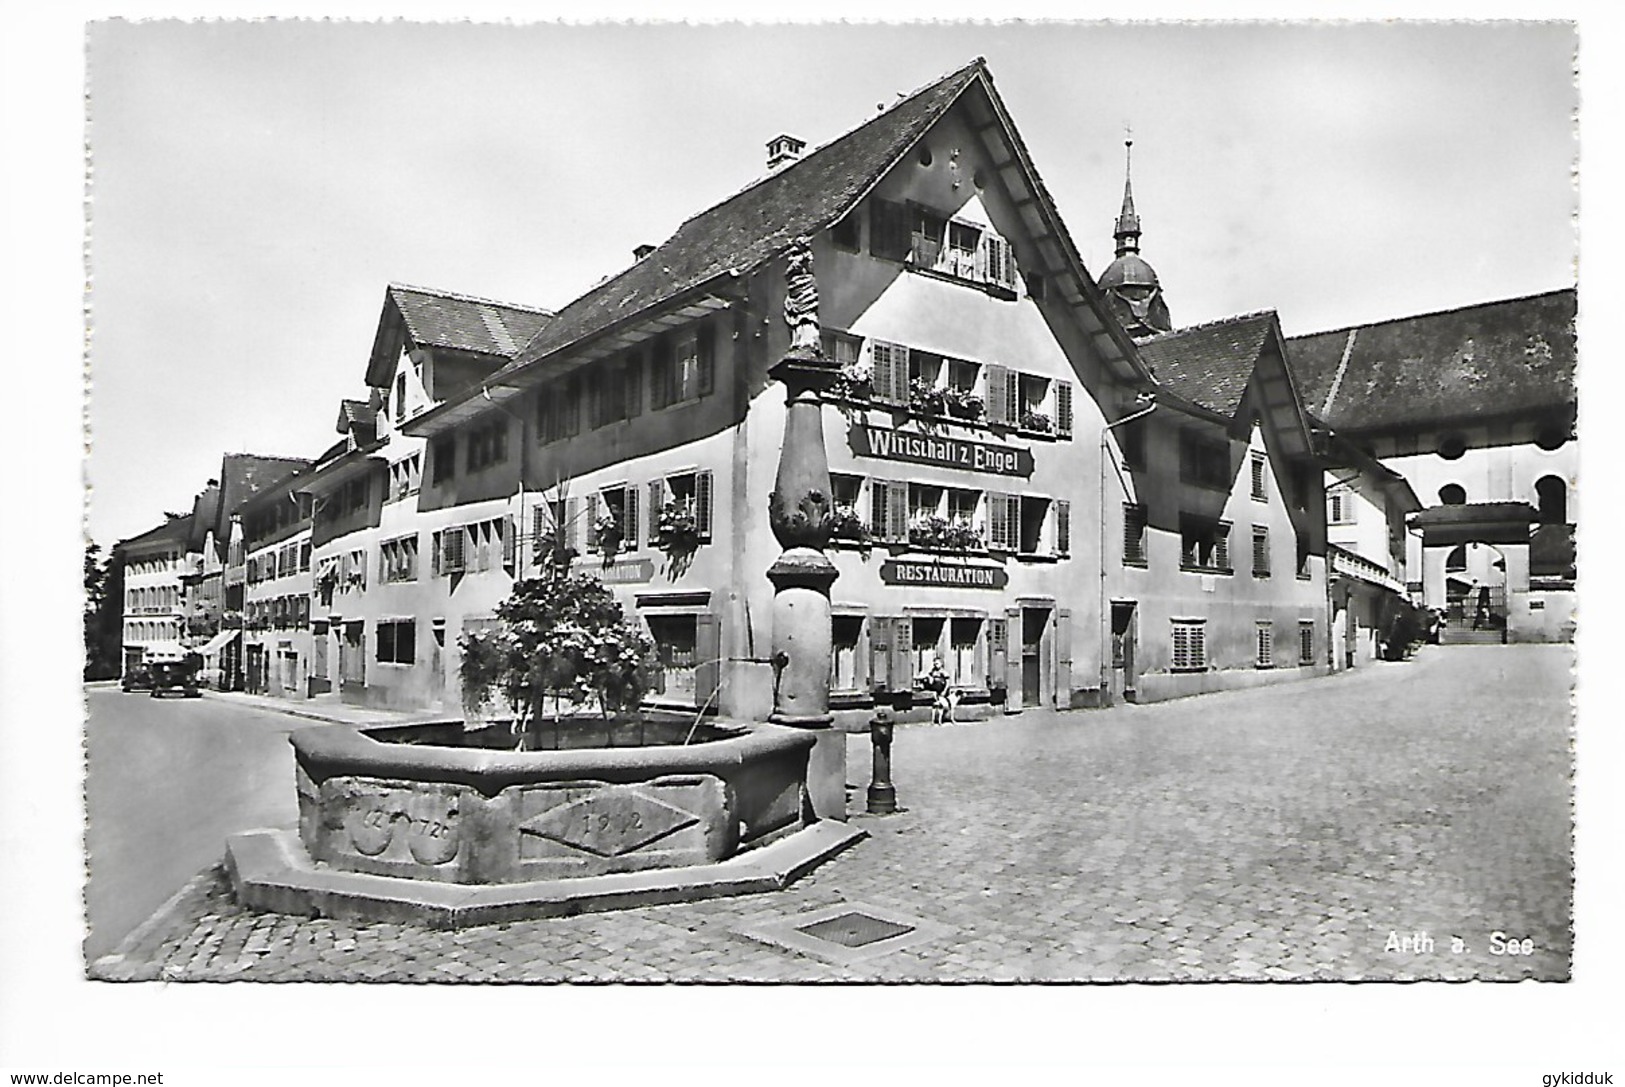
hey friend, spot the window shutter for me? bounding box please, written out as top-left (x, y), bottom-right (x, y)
top-left (697, 324), bottom-right (715, 396)
top-left (1055, 608), bottom-right (1072, 704)
top-left (974, 230), bottom-right (992, 282)
top-left (586, 494), bottom-right (600, 551)
top-left (893, 618), bottom-right (914, 693)
top-left (870, 481), bottom-right (890, 540)
top-left (988, 490), bottom-right (1008, 550)
top-left (648, 479), bottom-right (665, 545)
top-left (868, 617), bottom-right (892, 694)
top-left (1253, 526), bottom-right (1270, 577)
top-left (564, 498), bottom-right (579, 551)
top-left (1056, 382), bottom-right (1074, 437)
top-left (1007, 496), bottom-right (1023, 553)
top-left (431, 531), bottom-right (442, 577)
top-left (986, 364), bottom-right (1011, 424)
top-left (696, 471), bottom-right (714, 542)
top-left (1056, 500), bottom-right (1071, 555)
top-left (503, 516), bottom-right (516, 570)
top-left (623, 489), bottom-right (639, 550)
top-left (563, 377), bottom-right (581, 436)
top-left (871, 341), bottom-right (900, 406)
top-left (1251, 453), bottom-right (1267, 500)
top-left (1215, 524), bottom-right (1230, 571)
top-left (886, 481), bottom-right (908, 544)
top-left (870, 199), bottom-right (910, 261)
top-left (695, 614), bottom-right (721, 710)
top-left (446, 527), bottom-right (465, 574)
top-left (625, 355), bottom-right (644, 418)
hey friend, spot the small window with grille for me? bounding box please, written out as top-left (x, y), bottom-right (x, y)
top-left (1256, 621), bottom-right (1274, 669)
top-left (1299, 621), bottom-right (1315, 665)
top-left (1171, 619), bottom-right (1207, 672)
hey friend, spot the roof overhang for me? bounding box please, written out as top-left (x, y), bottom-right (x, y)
top-left (1411, 502), bottom-right (1537, 547)
top-left (295, 444), bottom-right (387, 497)
top-left (402, 286), bottom-right (737, 439)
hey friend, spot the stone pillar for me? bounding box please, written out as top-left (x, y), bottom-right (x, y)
top-left (767, 239), bottom-right (846, 822)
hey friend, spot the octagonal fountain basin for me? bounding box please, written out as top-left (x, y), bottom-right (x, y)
top-left (290, 718), bottom-right (822, 885)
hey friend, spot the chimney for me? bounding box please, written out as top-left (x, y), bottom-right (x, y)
top-left (766, 133), bottom-right (807, 172)
top-left (633, 244), bottom-right (657, 261)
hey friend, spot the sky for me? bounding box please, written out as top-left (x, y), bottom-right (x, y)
top-left (83, 20), bottom-right (1578, 548)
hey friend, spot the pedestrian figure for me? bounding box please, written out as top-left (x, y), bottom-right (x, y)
top-left (1474, 584), bottom-right (1491, 630)
top-left (927, 660), bottom-right (956, 724)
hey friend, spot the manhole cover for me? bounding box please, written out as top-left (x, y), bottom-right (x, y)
top-left (797, 911), bottom-right (916, 948)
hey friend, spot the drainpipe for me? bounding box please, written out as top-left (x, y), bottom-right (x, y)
top-left (1099, 393), bottom-right (1157, 702)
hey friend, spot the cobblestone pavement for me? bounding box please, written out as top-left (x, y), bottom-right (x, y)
top-left (92, 645), bottom-right (1573, 983)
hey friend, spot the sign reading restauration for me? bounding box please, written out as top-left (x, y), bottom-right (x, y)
top-left (849, 424), bottom-right (1034, 478)
top-left (880, 559), bottom-right (1008, 589)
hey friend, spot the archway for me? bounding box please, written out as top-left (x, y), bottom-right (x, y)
top-left (1535, 475), bottom-right (1567, 525)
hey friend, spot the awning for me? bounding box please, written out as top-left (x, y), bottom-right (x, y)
top-left (197, 629), bottom-right (241, 656)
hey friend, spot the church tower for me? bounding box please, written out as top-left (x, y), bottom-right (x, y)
top-left (1100, 138), bottom-right (1172, 338)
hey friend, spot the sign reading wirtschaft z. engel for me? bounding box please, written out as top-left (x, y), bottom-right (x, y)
top-left (849, 424), bottom-right (1034, 477)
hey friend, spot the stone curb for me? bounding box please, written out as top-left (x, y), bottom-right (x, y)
top-left (88, 864), bottom-right (223, 981)
top-left (227, 821), bottom-right (867, 928)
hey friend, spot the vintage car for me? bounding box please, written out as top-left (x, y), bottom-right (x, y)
top-left (120, 663), bottom-right (155, 692)
top-left (147, 652), bottom-right (204, 698)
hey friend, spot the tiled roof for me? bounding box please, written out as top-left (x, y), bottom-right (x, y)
top-left (117, 515), bottom-right (192, 553)
top-left (1135, 311), bottom-right (1278, 418)
top-left (390, 284), bottom-right (553, 360)
top-left (218, 453), bottom-right (312, 530)
top-left (1285, 289), bottom-right (1576, 434)
top-left (504, 58), bottom-right (989, 372)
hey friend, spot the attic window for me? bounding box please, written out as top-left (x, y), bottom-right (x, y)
top-left (1438, 434), bottom-right (1467, 460)
top-left (1535, 427), bottom-right (1570, 452)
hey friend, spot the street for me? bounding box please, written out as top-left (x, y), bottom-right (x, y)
top-left (87, 644), bottom-right (1573, 981)
top-left (83, 686), bottom-right (302, 959)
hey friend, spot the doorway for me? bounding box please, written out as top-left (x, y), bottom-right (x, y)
top-left (1021, 607), bottom-right (1050, 708)
top-left (1110, 601), bottom-right (1138, 703)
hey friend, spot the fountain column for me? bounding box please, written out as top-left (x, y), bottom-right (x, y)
top-left (766, 238), bottom-right (845, 821)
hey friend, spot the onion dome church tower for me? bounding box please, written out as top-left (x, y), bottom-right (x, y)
top-left (1099, 138), bottom-right (1172, 338)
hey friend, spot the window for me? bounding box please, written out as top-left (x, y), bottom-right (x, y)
top-left (588, 486), bottom-right (638, 552)
top-left (394, 372), bottom-right (406, 425)
top-left (1018, 374), bottom-right (1053, 433)
top-left (380, 535), bottom-right (418, 583)
top-left (870, 199), bottom-right (912, 262)
top-left (1171, 619), bottom-right (1207, 672)
top-left (647, 615), bottom-right (698, 701)
top-left (1256, 621), bottom-right (1274, 668)
top-left (1299, 621), bottom-right (1315, 665)
top-left (1252, 525), bottom-right (1271, 578)
top-left (986, 492), bottom-right (1022, 552)
top-left (1018, 495), bottom-right (1051, 555)
top-left (1251, 452), bottom-right (1268, 501)
top-left (1180, 431), bottom-right (1231, 490)
top-left (1536, 475), bottom-right (1567, 524)
top-left (870, 480), bottom-right (910, 544)
top-left (652, 326), bottom-right (715, 408)
top-left (376, 619), bottom-right (416, 665)
top-left (832, 615), bottom-right (864, 691)
top-left (909, 483), bottom-right (944, 523)
top-left (1054, 500), bottom-right (1071, 556)
top-left (564, 374), bottom-right (583, 437)
top-left (1327, 485), bottom-right (1357, 525)
top-left (623, 352), bottom-right (645, 420)
top-left (536, 382), bottom-right (568, 444)
top-left (647, 471), bottom-right (713, 546)
top-left (1119, 419), bottom-right (1146, 472)
top-left (1123, 503), bottom-right (1148, 566)
top-left (433, 526), bottom-right (466, 576)
top-left (389, 454), bottom-right (422, 501)
top-left (1296, 532), bottom-right (1312, 579)
top-left (1180, 515), bottom-right (1231, 572)
top-left (949, 617), bottom-right (984, 689)
top-left (911, 617), bottom-right (945, 678)
top-left (467, 418), bottom-right (509, 472)
top-left (431, 436), bottom-right (456, 484)
top-left (870, 340), bottom-right (912, 406)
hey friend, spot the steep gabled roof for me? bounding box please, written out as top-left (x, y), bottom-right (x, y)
top-left (504, 59), bottom-right (988, 373)
top-left (1285, 288), bottom-right (1576, 434)
top-left (116, 515), bottom-right (192, 554)
top-left (217, 453), bottom-right (312, 531)
top-left (1136, 311), bottom-right (1277, 418)
top-left (365, 284), bottom-right (554, 387)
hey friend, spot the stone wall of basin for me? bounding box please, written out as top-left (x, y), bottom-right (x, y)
top-left (290, 723), bottom-right (817, 884)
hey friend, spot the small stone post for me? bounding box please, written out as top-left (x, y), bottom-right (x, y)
top-left (867, 704), bottom-right (897, 815)
top-left (767, 238), bottom-right (846, 821)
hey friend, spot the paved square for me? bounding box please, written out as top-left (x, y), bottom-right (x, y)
top-left (92, 645), bottom-right (1573, 983)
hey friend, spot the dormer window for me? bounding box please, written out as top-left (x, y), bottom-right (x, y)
top-left (869, 199), bottom-right (1019, 297)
